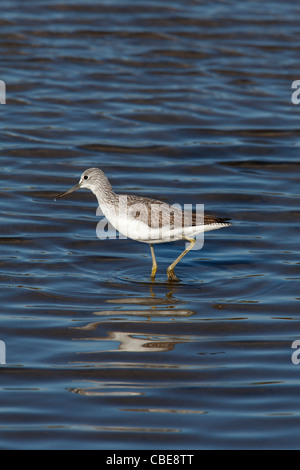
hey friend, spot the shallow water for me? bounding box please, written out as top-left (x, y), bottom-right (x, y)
top-left (1, 0), bottom-right (300, 450)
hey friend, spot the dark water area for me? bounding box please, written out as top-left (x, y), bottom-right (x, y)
top-left (1, 0), bottom-right (300, 450)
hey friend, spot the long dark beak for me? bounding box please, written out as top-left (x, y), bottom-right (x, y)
top-left (54, 182), bottom-right (81, 201)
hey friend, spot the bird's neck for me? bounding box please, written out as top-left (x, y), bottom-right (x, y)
top-left (92, 178), bottom-right (117, 208)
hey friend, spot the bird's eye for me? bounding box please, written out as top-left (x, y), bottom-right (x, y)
top-left (84, 175), bottom-right (88, 180)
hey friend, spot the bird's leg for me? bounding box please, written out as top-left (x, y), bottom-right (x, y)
top-left (167, 238), bottom-right (196, 281)
top-left (150, 244), bottom-right (157, 279)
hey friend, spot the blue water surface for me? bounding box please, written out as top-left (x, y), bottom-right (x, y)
top-left (0, 0), bottom-right (300, 450)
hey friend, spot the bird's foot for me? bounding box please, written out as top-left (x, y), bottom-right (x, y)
top-left (151, 265), bottom-right (157, 279)
top-left (167, 268), bottom-right (180, 282)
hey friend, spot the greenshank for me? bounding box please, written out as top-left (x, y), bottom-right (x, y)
top-left (55, 168), bottom-right (231, 281)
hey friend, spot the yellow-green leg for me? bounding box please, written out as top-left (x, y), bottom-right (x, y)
top-left (167, 238), bottom-right (196, 281)
top-left (150, 244), bottom-right (157, 279)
